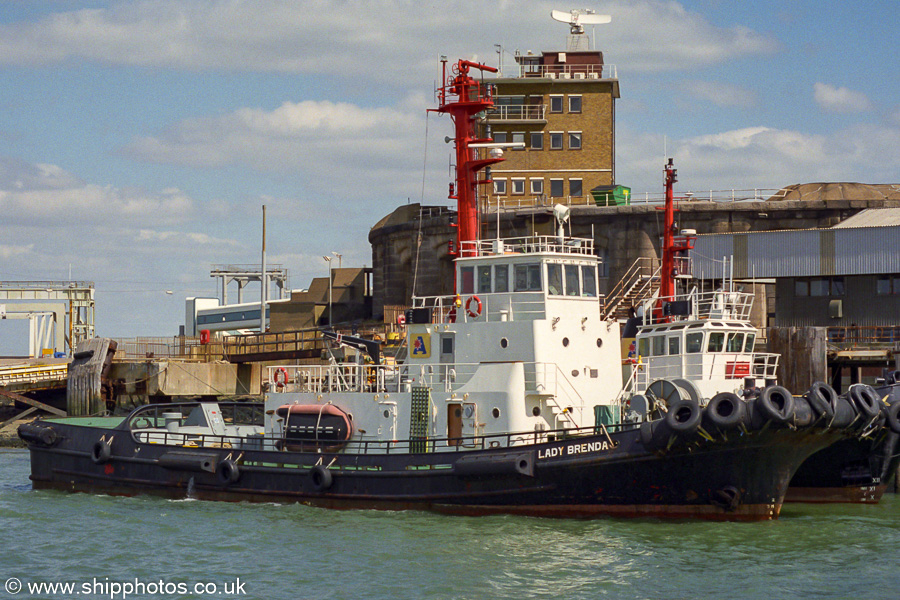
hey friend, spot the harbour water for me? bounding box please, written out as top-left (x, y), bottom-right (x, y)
top-left (2, 448), bottom-right (899, 599)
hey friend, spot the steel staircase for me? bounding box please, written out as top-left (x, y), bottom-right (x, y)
top-left (600, 257), bottom-right (661, 320)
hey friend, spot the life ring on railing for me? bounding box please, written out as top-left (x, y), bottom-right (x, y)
top-left (397, 314), bottom-right (407, 327)
top-left (465, 295), bottom-right (482, 318)
top-left (273, 367), bottom-right (289, 389)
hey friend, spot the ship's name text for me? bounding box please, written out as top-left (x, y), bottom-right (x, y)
top-left (538, 440), bottom-right (611, 459)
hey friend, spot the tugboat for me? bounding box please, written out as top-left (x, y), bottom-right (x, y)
top-left (18, 59), bottom-right (866, 520)
top-left (621, 165), bottom-right (900, 504)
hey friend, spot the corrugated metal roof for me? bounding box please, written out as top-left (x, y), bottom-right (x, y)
top-left (832, 208), bottom-right (900, 228)
top-left (691, 224), bottom-right (900, 278)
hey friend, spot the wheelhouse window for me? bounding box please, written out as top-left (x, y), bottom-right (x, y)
top-left (686, 332), bottom-right (703, 353)
top-left (460, 266), bottom-right (474, 294)
top-left (638, 337), bottom-right (649, 358)
top-left (494, 265), bottom-right (508, 293)
top-left (744, 333), bottom-right (756, 352)
top-left (707, 332), bottom-right (725, 352)
top-left (514, 264), bottom-right (542, 291)
top-left (547, 264), bottom-right (562, 295)
top-left (477, 265), bottom-right (492, 294)
top-left (652, 335), bottom-right (666, 356)
top-left (726, 332), bottom-right (744, 353)
top-left (581, 265), bottom-right (597, 297)
top-left (668, 336), bottom-right (680, 356)
top-left (565, 264), bottom-right (580, 296)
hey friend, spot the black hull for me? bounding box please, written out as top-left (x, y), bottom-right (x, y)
top-left (22, 417), bottom-right (847, 521)
top-left (786, 432), bottom-right (900, 503)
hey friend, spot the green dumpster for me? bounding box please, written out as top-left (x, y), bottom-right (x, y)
top-left (591, 184), bottom-right (631, 206)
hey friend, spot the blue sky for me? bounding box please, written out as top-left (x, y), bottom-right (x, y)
top-left (1, 0), bottom-right (897, 354)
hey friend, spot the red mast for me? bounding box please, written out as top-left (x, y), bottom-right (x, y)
top-left (432, 58), bottom-right (505, 255)
top-left (655, 158), bottom-right (694, 321)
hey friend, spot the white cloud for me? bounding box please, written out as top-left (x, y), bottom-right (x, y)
top-left (813, 82), bottom-right (872, 113)
top-left (0, 244), bottom-right (33, 260)
top-left (0, 1), bottom-right (778, 76)
top-left (124, 98), bottom-right (435, 202)
top-left (617, 123), bottom-right (900, 193)
top-left (681, 80), bottom-right (758, 109)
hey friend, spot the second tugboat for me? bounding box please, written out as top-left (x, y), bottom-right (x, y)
top-left (18, 59), bottom-right (871, 520)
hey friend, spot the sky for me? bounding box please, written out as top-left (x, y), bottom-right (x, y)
top-left (1, 0), bottom-right (898, 354)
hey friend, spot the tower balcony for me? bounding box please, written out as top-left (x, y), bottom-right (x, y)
top-left (484, 104), bottom-right (547, 123)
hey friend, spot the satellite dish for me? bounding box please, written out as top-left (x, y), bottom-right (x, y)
top-left (551, 8), bottom-right (611, 34)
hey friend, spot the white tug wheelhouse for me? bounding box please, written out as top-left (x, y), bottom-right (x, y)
top-left (263, 234), bottom-right (622, 451)
top-left (630, 286), bottom-right (779, 404)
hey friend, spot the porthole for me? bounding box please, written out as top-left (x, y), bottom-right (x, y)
top-left (532, 406), bottom-right (541, 417)
top-left (500, 338), bottom-right (509, 349)
top-left (383, 409), bottom-right (390, 418)
top-left (571, 369), bottom-right (579, 377)
top-left (562, 337), bottom-right (570, 347)
top-left (596, 338), bottom-right (603, 348)
top-left (491, 407), bottom-right (501, 419)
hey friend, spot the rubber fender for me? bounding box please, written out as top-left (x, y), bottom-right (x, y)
top-left (665, 398), bottom-right (701, 435)
top-left (216, 459), bottom-right (240, 485)
top-left (17, 423), bottom-right (60, 448)
top-left (640, 418), bottom-right (673, 452)
top-left (886, 402), bottom-right (900, 435)
top-left (805, 382), bottom-right (838, 419)
top-left (703, 392), bottom-right (746, 431)
top-left (310, 465), bottom-right (333, 491)
top-left (91, 440), bottom-right (112, 464)
top-left (829, 396), bottom-right (857, 429)
top-left (848, 384), bottom-right (882, 419)
top-left (756, 386), bottom-right (796, 425)
top-left (791, 395), bottom-right (815, 428)
top-left (454, 451), bottom-right (535, 478)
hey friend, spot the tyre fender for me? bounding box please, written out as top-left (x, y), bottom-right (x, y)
top-left (665, 398), bottom-right (701, 435)
top-left (848, 384), bottom-right (882, 419)
top-left (805, 382), bottom-right (838, 418)
top-left (216, 459), bottom-right (240, 485)
top-left (756, 385), bottom-right (795, 424)
top-left (310, 465), bottom-right (333, 491)
top-left (704, 392), bottom-right (746, 430)
top-left (91, 439), bottom-right (112, 464)
top-left (886, 402), bottom-right (900, 435)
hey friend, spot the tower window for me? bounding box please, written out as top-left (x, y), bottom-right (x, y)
top-left (568, 132), bottom-right (582, 150)
top-left (550, 95), bottom-right (564, 113)
top-left (550, 132), bottom-right (563, 150)
top-left (568, 95), bottom-right (582, 113)
top-left (570, 179), bottom-right (583, 197)
top-left (530, 132), bottom-right (543, 150)
top-left (550, 179), bottom-right (564, 198)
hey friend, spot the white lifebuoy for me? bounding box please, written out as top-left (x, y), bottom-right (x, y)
top-left (273, 367), bottom-right (289, 389)
top-left (465, 295), bottom-right (482, 318)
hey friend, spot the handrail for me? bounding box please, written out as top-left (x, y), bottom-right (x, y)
top-left (601, 257), bottom-right (659, 320)
top-left (485, 104), bottom-right (547, 121)
top-left (132, 419), bottom-right (628, 454)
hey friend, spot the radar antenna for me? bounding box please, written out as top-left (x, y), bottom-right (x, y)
top-left (551, 8), bottom-right (611, 51)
